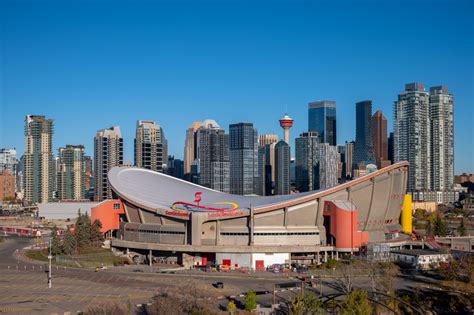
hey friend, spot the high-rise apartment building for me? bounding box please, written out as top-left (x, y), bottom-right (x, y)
top-left (295, 131), bottom-right (320, 192)
top-left (371, 110), bottom-right (391, 169)
top-left (94, 126), bottom-right (123, 201)
top-left (0, 169), bottom-right (15, 201)
top-left (308, 101), bottom-right (336, 145)
top-left (196, 120), bottom-right (230, 193)
top-left (394, 83), bottom-right (431, 192)
top-left (183, 122), bottom-right (203, 176)
top-left (430, 86), bottom-right (454, 191)
top-left (24, 115), bottom-right (54, 204)
top-left (229, 123), bottom-right (258, 195)
top-left (0, 148), bottom-right (17, 176)
top-left (135, 120), bottom-right (167, 172)
top-left (354, 100), bottom-right (375, 167)
top-left (318, 143), bottom-right (338, 190)
top-left (57, 145), bottom-right (85, 200)
top-left (274, 140), bottom-right (290, 195)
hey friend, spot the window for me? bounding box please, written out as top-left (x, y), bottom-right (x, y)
top-left (113, 203), bottom-right (120, 210)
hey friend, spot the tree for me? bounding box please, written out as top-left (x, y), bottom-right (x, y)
top-left (90, 219), bottom-right (105, 247)
top-left (433, 214), bottom-right (447, 237)
top-left (62, 229), bottom-right (77, 255)
top-left (50, 226), bottom-right (62, 255)
top-left (227, 301), bottom-right (236, 314)
top-left (458, 219), bottom-right (467, 237)
top-left (340, 290), bottom-right (372, 315)
top-left (244, 289), bottom-right (257, 311)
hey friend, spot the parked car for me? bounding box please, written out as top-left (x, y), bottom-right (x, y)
top-left (214, 282), bottom-right (224, 289)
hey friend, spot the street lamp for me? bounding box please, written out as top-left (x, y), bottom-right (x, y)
top-left (48, 238), bottom-right (52, 289)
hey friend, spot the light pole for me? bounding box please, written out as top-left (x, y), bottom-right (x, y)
top-left (48, 238), bottom-right (52, 289)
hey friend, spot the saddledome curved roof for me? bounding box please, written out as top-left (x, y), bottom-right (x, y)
top-left (108, 162), bottom-right (409, 213)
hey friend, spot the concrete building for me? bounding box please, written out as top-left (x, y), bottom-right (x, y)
top-left (94, 126), bottom-right (123, 201)
top-left (308, 101), bottom-right (336, 145)
top-left (394, 83), bottom-right (431, 192)
top-left (295, 131), bottom-right (320, 192)
top-left (24, 115), bottom-right (54, 204)
top-left (229, 123), bottom-right (258, 195)
top-left (84, 155), bottom-right (93, 198)
top-left (258, 134), bottom-right (278, 147)
top-left (196, 120), bottom-right (230, 193)
top-left (345, 141), bottom-right (354, 179)
top-left (0, 148), bottom-right (17, 177)
top-left (134, 120), bottom-right (167, 173)
top-left (354, 100), bottom-right (375, 167)
top-left (391, 249), bottom-right (451, 270)
top-left (371, 110), bottom-right (391, 169)
top-left (430, 86), bottom-right (454, 191)
top-left (183, 122), bottom-right (203, 176)
top-left (318, 143), bottom-right (338, 190)
top-left (0, 169), bottom-right (16, 201)
top-left (105, 161), bottom-right (409, 269)
top-left (274, 140), bottom-right (290, 195)
top-left (57, 145), bottom-right (85, 201)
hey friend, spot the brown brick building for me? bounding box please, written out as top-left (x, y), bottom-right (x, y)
top-left (371, 110), bottom-right (391, 169)
top-left (0, 169), bottom-right (16, 201)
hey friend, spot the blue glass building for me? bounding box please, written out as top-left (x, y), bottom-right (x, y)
top-left (308, 101), bottom-right (337, 146)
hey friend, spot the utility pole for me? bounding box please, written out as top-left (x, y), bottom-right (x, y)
top-left (48, 238), bottom-right (52, 289)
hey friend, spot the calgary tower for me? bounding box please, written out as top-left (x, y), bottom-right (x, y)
top-left (279, 113), bottom-right (294, 144)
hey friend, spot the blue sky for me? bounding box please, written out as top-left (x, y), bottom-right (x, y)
top-left (1, 0), bottom-right (473, 173)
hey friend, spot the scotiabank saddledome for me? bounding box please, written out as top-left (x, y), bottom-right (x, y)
top-left (108, 162), bottom-right (408, 264)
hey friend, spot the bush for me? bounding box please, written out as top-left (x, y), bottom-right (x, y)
top-left (244, 290), bottom-right (257, 311)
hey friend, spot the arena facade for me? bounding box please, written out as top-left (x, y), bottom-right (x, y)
top-left (97, 162), bottom-right (409, 269)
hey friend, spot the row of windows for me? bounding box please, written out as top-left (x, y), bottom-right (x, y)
top-left (125, 228), bottom-right (185, 235)
top-left (220, 232), bottom-right (319, 236)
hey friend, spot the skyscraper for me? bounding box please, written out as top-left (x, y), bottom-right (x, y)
top-left (394, 83), bottom-right (431, 192)
top-left (258, 134), bottom-right (278, 147)
top-left (257, 134), bottom-right (278, 196)
top-left (430, 86), bottom-right (454, 191)
top-left (166, 155), bottom-right (184, 180)
top-left (308, 101), bottom-right (336, 145)
top-left (229, 123), bottom-right (258, 195)
top-left (371, 110), bottom-right (391, 169)
top-left (24, 115), bottom-right (54, 204)
top-left (344, 141), bottom-right (354, 179)
top-left (196, 120), bottom-right (230, 192)
top-left (94, 126), bottom-right (123, 201)
top-left (387, 132), bottom-right (394, 165)
top-left (354, 100), bottom-right (376, 167)
top-left (318, 143), bottom-right (338, 190)
top-left (295, 131), bottom-right (320, 192)
top-left (183, 121), bottom-right (203, 176)
top-left (57, 145), bottom-right (85, 200)
top-left (134, 120), bottom-right (167, 172)
top-left (274, 140), bottom-right (290, 195)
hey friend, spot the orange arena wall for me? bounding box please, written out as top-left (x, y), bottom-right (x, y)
top-left (91, 200), bottom-right (124, 234)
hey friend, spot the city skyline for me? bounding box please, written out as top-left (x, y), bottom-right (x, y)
top-left (1, 0), bottom-right (473, 173)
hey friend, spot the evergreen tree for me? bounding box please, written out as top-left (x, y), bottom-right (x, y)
top-left (91, 219), bottom-right (105, 247)
top-left (434, 215), bottom-right (447, 237)
top-left (50, 226), bottom-right (62, 255)
top-left (341, 290), bottom-right (372, 315)
top-left (75, 211), bottom-right (91, 250)
top-left (62, 229), bottom-right (77, 255)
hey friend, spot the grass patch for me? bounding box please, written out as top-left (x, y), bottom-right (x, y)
top-left (24, 249), bottom-right (49, 262)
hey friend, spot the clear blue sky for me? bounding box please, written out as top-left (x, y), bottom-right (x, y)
top-left (1, 0), bottom-right (473, 173)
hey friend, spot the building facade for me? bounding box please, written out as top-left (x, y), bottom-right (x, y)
top-left (0, 169), bottom-right (15, 201)
top-left (134, 120), bottom-right (167, 173)
top-left (0, 148), bottom-right (17, 177)
top-left (166, 155), bottom-right (184, 179)
top-left (295, 131), bottom-right (320, 192)
top-left (345, 141), bottom-right (354, 179)
top-left (371, 110), bottom-right (391, 169)
top-left (394, 83), bottom-right (431, 192)
top-left (183, 122), bottom-right (203, 176)
top-left (229, 123), bottom-right (258, 195)
top-left (196, 120), bottom-right (230, 193)
top-left (308, 101), bottom-right (336, 145)
top-left (318, 143), bottom-right (338, 190)
top-left (23, 115), bottom-right (54, 204)
top-left (94, 126), bottom-right (123, 201)
top-left (430, 86), bottom-right (454, 191)
top-left (57, 145), bottom-right (85, 200)
top-left (274, 140), bottom-right (290, 195)
top-left (258, 134), bottom-right (278, 147)
top-left (354, 100), bottom-right (376, 167)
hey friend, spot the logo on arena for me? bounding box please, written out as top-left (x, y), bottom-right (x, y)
top-left (170, 192), bottom-right (238, 213)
